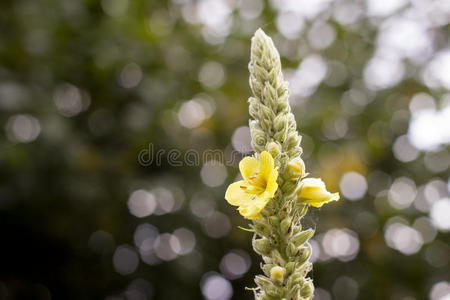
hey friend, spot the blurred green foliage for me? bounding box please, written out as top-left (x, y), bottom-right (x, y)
top-left (0, 0), bottom-right (449, 299)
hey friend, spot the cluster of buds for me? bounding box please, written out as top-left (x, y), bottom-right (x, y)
top-left (243, 29), bottom-right (340, 300)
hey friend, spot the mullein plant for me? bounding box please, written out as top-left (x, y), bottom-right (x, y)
top-left (225, 29), bottom-right (340, 300)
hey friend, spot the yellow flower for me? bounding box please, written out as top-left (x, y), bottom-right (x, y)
top-left (270, 266), bottom-right (286, 281)
top-left (297, 178), bottom-right (340, 207)
top-left (225, 151), bottom-right (278, 219)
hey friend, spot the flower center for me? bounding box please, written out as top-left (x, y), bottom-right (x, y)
top-left (240, 171), bottom-right (266, 195)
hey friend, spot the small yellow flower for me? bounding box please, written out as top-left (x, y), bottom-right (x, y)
top-left (297, 178), bottom-right (340, 207)
top-left (270, 266), bottom-right (286, 281)
top-left (225, 151), bottom-right (278, 219)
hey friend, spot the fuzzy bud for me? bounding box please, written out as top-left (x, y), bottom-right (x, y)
top-left (287, 242), bottom-right (299, 257)
top-left (281, 180), bottom-right (298, 196)
top-left (286, 133), bottom-right (300, 149)
top-left (287, 157), bottom-right (306, 179)
top-left (270, 249), bottom-right (286, 265)
top-left (300, 280), bottom-right (314, 298)
top-left (285, 262), bottom-right (296, 274)
top-left (273, 114), bottom-right (287, 132)
top-left (292, 225), bottom-right (302, 235)
top-left (266, 287), bottom-right (282, 298)
top-left (253, 238), bottom-right (272, 256)
top-left (270, 266), bottom-right (286, 282)
top-left (292, 228), bottom-right (314, 247)
top-left (268, 215), bottom-right (279, 225)
top-left (286, 272), bottom-right (303, 289)
top-left (262, 263), bottom-right (275, 276)
top-left (255, 275), bottom-right (272, 288)
top-left (297, 246), bottom-right (312, 265)
top-left (280, 217), bottom-right (292, 235)
top-left (266, 142), bottom-right (281, 157)
top-left (262, 256), bottom-right (272, 264)
top-left (253, 219), bottom-right (271, 238)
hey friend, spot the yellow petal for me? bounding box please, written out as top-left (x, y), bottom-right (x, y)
top-left (259, 151), bottom-right (275, 179)
top-left (238, 205), bottom-right (260, 219)
top-left (305, 192), bottom-right (340, 207)
top-left (300, 186), bottom-right (332, 201)
top-left (239, 156), bottom-right (258, 181)
top-left (297, 178), bottom-right (340, 207)
top-left (225, 181), bottom-right (254, 206)
top-left (301, 178), bottom-right (326, 189)
top-left (238, 192), bottom-right (271, 219)
top-left (265, 169), bottom-right (278, 198)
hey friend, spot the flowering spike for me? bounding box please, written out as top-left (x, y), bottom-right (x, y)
top-left (224, 29), bottom-right (340, 300)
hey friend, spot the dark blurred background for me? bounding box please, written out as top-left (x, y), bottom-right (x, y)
top-left (0, 0), bottom-right (449, 299)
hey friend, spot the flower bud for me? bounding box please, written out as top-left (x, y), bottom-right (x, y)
top-left (292, 228), bottom-right (314, 247)
top-left (286, 133), bottom-right (299, 148)
top-left (287, 157), bottom-right (306, 179)
top-left (285, 262), bottom-right (296, 274)
top-left (286, 242), bottom-right (299, 257)
top-left (292, 224), bottom-right (302, 235)
top-left (266, 286), bottom-right (282, 298)
top-left (248, 97), bottom-right (259, 118)
top-left (271, 249), bottom-right (286, 265)
top-left (266, 141), bottom-right (281, 157)
top-left (253, 219), bottom-right (271, 238)
top-left (269, 215), bottom-right (279, 225)
top-left (255, 275), bottom-right (272, 288)
top-left (297, 246), bottom-right (312, 265)
top-left (300, 280), bottom-right (314, 298)
top-left (262, 256), bottom-right (273, 264)
top-left (270, 266), bottom-right (286, 282)
top-left (273, 115), bottom-right (287, 132)
top-left (286, 272), bottom-right (303, 289)
top-left (262, 264), bottom-right (275, 276)
top-left (280, 217), bottom-right (292, 235)
top-left (253, 238), bottom-right (272, 256)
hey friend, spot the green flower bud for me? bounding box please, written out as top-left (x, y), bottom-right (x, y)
top-left (300, 280), bottom-right (314, 298)
top-left (292, 224), bottom-right (302, 234)
top-left (262, 256), bottom-right (272, 264)
top-left (253, 238), bottom-right (272, 256)
top-left (255, 275), bottom-right (272, 288)
top-left (286, 272), bottom-right (303, 289)
top-left (285, 262), bottom-right (296, 274)
top-left (269, 215), bottom-right (279, 225)
top-left (266, 141), bottom-right (281, 157)
top-left (286, 133), bottom-right (299, 149)
top-left (287, 242), bottom-right (299, 257)
top-left (274, 114), bottom-right (287, 132)
top-left (288, 285), bottom-right (300, 299)
top-left (281, 181), bottom-right (298, 195)
top-left (253, 219), bottom-right (271, 238)
top-left (280, 217), bottom-right (292, 235)
top-left (262, 264), bottom-right (275, 277)
top-left (266, 286), bottom-right (282, 298)
top-left (292, 228), bottom-right (314, 247)
top-left (270, 249), bottom-right (286, 265)
top-left (297, 246), bottom-right (312, 265)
